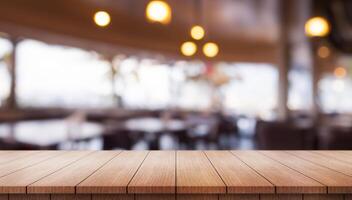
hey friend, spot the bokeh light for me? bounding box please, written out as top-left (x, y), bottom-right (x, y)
top-left (180, 41), bottom-right (197, 56)
top-left (334, 67), bottom-right (347, 78)
top-left (203, 42), bottom-right (219, 58)
top-left (94, 11), bottom-right (111, 27)
top-left (317, 46), bottom-right (330, 58)
top-left (190, 25), bottom-right (205, 40)
top-left (305, 17), bottom-right (330, 37)
top-left (146, 1), bottom-right (172, 24)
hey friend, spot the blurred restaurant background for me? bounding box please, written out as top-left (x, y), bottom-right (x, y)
top-left (0, 0), bottom-right (351, 150)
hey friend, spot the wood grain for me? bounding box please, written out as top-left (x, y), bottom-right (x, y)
top-left (261, 151), bottom-right (352, 193)
top-left (51, 194), bottom-right (91, 200)
top-left (9, 195), bottom-right (49, 200)
top-left (288, 151), bottom-right (352, 177)
top-left (92, 194), bottom-right (134, 200)
top-left (0, 150), bottom-right (350, 198)
top-left (231, 151), bottom-right (325, 194)
top-left (177, 151), bottom-right (226, 194)
top-left (0, 195), bottom-right (7, 200)
top-left (28, 151), bottom-right (120, 194)
top-left (303, 194), bottom-right (343, 200)
top-left (0, 151), bottom-right (38, 165)
top-left (314, 151), bottom-right (352, 165)
top-left (205, 151), bottom-right (274, 194)
top-left (0, 151), bottom-right (60, 177)
top-left (177, 194), bottom-right (218, 200)
top-left (0, 151), bottom-right (91, 193)
top-left (219, 194), bottom-right (259, 200)
top-left (260, 194), bottom-right (302, 200)
top-left (128, 151), bottom-right (175, 194)
top-left (135, 194), bottom-right (175, 200)
top-left (77, 151), bottom-right (148, 194)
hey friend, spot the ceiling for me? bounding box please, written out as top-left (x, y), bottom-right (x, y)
top-left (0, 0), bottom-right (280, 62)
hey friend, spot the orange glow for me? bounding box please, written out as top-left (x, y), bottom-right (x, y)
top-left (146, 1), bottom-right (172, 24)
top-left (305, 17), bottom-right (330, 37)
top-left (94, 11), bottom-right (111, 27)
top-left (334, 67), bottom-right (347, 78)
top-left (317, 46), bottom-right (330, 58)
top-left (190, 25), bottom-right (205, 40)
top-left (180, 41), bottom-right (197, 56)
top-left (203, 42), bottom-right (219, 58)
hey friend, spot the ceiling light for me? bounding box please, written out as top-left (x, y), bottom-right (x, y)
top-left (203, 42), bottom-right (219, 58)
top-left (146, 1), bottom-right (172, 24)
top-left (94, 11), bottom-right (111, 27)
top-left (305, 17), bottom-right (330, 37)
top-left (190, 25), bottom-right (205, 40)
top-left (181, 41), bottom-right (197, 56)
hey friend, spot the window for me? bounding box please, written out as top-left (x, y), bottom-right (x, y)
top-left (318, 56), bottom-right (352, 114)
top-left (288, 68), bottom-right (313, 111)
top-left (16, 39), bottom-right (114, 108)
top-left (220, 63), bottom-right (278, 119)
top-left (115, 57), bottom-right (172, 109)
top-left (319, 75), bottom-right (352, 113)
top-left (0, 37), bottom-right (12, 107)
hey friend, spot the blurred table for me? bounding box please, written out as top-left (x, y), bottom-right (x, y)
top-left (0, 119), bottom-right (104, 149)
top-left (124, 117), bottom-right (186, 133)
top-left (124, 117), bottom-right (187, 150)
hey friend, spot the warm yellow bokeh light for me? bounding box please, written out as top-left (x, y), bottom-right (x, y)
top-left (317, 46), bottom-right (330, 58)
top-left (146, 1), bottom-right (172, 24)
top-left (181, 41), bottom-right (197, 56)
top-left (334, 67), bottom-right (347, 78)
top-left (305, 17), bottom-right (330, 37)
top-left (94, 11), bottom-right (111, 27)
top-left (190, 25), bottom-right (205, 40)
top-left (203, 42), bottom-right (219, 58)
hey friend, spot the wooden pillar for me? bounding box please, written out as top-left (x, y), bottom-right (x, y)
top-left (6, 37), bottom-right (18, 110)
top-left (277, 0), bottom-right (291, 120)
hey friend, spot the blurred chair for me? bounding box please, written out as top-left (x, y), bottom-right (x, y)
top-left (318, 126), bottom-right (352, 150)
top-left (256, 120), bottom-right (316, 150)
top-left (102, 120), bottom-right (133, 150)
top-left (186, 113), bottom-right (220, 149)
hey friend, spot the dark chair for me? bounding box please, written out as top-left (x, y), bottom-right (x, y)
top-left (256, 120), bottom-right (316, 150)
top-left (102, 121), bottom-right (133, 150)
top-left (318, 126), bottom-right (352, 150)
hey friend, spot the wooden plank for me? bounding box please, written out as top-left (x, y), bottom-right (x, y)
top-left (177, 151), bottom-right (226, 194)
top-left (288, 151), bottom-right (352, 176)
top-left (51, 194), bottom-right (91, 200)
top-left (346, 194), bottom-right (352, 200)
top-left (231, 151), bottom-right (325, 194)
top-left (0, 151), bottom-right (60, 177)
top-left (303, 194), bottom-right (343, 200)
top-left (262, 151), bottom-right (352, 193)
top-left (205, 151), bottom-right (274, 194)
top-left (92, 194), bottom-right (134, 200)
top-left (8, 194), bottom-right (49, 200)
top-left (0, 151), bottom-right (38, 165)
top-left (177, 194), bottom-right (218, 200)
top-left (28, 151), bottom-right (120, 194)
top-left (128, 151), bottom-right (175, 194)
top-left (260, 195), bottom-right (302, 200)
top-left (135, 194), bottom-right (175, 200)
top-left (314, 151), bottom-right (352, 165)
top-left (219, 194), bottom-right (259, 200)
top-left (0, 151), bottom-right (91, 193)
top-left (0, 195), bottom-right (7, 200)
top-left (77, 151), bottom-right (148, 194)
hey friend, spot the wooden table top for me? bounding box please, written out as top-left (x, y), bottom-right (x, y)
top-left (0, 151), bottom-right (352, 195)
